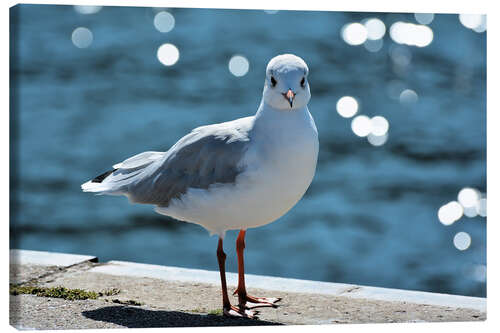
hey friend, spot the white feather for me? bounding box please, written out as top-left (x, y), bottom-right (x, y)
top-left (113, 151), bottom-right (164, 169)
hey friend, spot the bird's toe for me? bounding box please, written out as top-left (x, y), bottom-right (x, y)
top-left (243, 295), bottom-right (282, 308)
top-left (224, 305), bottom-right (259, 319)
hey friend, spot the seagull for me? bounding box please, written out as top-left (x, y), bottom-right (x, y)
top-left (82, 54), bottom-right (319, 318)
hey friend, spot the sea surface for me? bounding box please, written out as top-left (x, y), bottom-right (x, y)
top-left (10, 5), bottom-right (486, 297)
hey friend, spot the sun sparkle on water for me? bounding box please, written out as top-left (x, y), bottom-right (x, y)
top-left (336, 96), bottom-right (359, 118)
top-left (364, 18), bottom-right (386, 40)
top-left (414, 13), bottom-right (434, 25)
top-left (228, 55), bottom-right (250, 77)
top-left (154, 11), bottom-right (175, 33)
top-left (454, 232), bottom-right (471, 251)
top-left (390, 22), bottom-right (433, 47)
top-left (459, 14), bottom-right (486, 32)
top-left (438, 201), bottom-right (463, 226)
top-left (71, 27), bottom-right (93, 48)
top-left (341, 23), bottom-right (368, 46)
top-left (157, 43), bottom-right (180, 66)
top-left (370, 116), bottom-right (389, 136)
top-left (74, 5), bottom-right (102, 15)
top-left (367, 133), bottom-right (388, 146)
top-left (400, 89), bottom-right (418, 104)
top-left (351, 115), bottom-right (372, 137)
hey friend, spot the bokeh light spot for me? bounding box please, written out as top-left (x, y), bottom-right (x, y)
top-left (438, 201), bottom-right (463, 225)
top-left (370, 116), bottom-right (389, 136)
top-left (400, 89), bottom-right (418, 104)
top-left (453, 232), bottom-right (471, 251)
top-left (71, 27), bottom-right (93, 48)
top-left (473, 18), bottom-right (487, 33)
top-left (364, 18), bottom-right (386, 40)
top-left (228, 55), bottom-right (250, 77)
top-left (336, 96), bottom-right (359, 118)
top-left (476, 198), bottom-right (487, 217)
top-left (351, 115), bottom-right (372, 137)
top-left (157, 43), bottom-right (180, 66)
top-left (390, 21), bottom-right (433, 47)
top-left (367, 133), bottom-right (388, 146)
top-left (154, 11), bottom-right (175, 33)
top-left (342, 23), bottom-right (368, 46)
top-left (364, 39), bottom-right (384, 52)
top-left (459, 14), bottom-right (486, 32)
top-left (74, 5), bottom-right (102, 15)
top-left (463, 206), bottom-right (478, 218)
top-left (414, 13), bottom-right (434, 25)
top-left (458, 187), bottom-right (480, 208)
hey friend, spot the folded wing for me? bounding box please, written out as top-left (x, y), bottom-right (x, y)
top-left (81, 116), bottom-right (254, 208)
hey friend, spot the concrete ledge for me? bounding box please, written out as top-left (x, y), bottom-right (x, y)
top-left (10, 249), bottom-right (97, 267)
top-left (9, 249), bottom-right (486, 328)
top-left (91, 260), bottom-right (486, 312)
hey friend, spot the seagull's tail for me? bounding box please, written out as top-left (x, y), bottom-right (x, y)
top-left (82, 151), bottom-right (166, 196)
top-left (81, 180), bottom-right (113, 194)
top-left (81, 168), bottom-right (119, 194)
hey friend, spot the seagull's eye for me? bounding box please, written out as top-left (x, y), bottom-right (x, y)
top-left (270, 76), bottom-right (277, 87)
top-left (300, 77), bottom-right (306, 88)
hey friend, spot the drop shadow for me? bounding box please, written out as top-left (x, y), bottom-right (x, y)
top-left (82, 305), bottom-right (282, 328)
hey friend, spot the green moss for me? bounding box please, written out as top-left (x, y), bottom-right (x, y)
top-left (10, 284), bottom-right (99, 300)
top-left (208, 308), bottom-right (223, 316)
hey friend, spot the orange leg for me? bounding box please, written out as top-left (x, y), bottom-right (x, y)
top-left (216, 237), bottom-right (257, 318)
top-left (234, 230), bottom-right (281, 309)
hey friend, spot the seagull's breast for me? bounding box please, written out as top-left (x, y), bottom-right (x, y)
top-left (239, 109), bottom-right (319, 226)
top-left (160, 108), bottom-right (319, 235)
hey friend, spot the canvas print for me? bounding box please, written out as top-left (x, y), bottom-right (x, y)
top-left (10, 3), bottom-right (486, 329)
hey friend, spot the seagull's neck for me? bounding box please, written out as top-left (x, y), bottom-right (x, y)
top-left (251, 99), bottom-right (318, 165)
top-left (251, 100), bottom-right (316, 147)
top-left (254, 100), bottom-right (309, 124)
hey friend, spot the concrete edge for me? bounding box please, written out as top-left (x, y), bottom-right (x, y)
top-left (90, 260), bottom-right (486, 313)
top-left (9, 250), bottom-right (486, 313)
top-left (10, 249), bottom-right (98, 268)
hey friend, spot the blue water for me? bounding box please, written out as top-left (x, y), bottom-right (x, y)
top-left (10, 5), bottom-right (486, 297)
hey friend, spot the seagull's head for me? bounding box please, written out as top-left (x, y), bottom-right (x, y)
top-left (262, 54), bottom-right (310, 111)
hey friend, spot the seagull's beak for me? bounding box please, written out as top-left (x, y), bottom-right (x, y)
top-left (283, 89), bottom-right (295, 108)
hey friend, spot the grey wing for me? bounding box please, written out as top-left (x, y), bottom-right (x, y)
top-left (124, 117), bottom-right (253, 207)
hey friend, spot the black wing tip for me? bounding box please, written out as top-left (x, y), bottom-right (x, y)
top-left (91, 168), bottom-right (117, 183)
